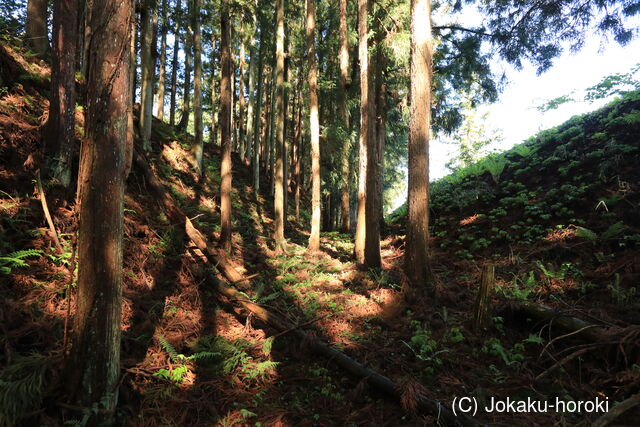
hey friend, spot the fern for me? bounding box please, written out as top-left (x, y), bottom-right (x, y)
top-left (0, 249), bottom-right (43, 274)
top-left (483, 155), bottom-right (507, 184)
top-left (0, 353), bottom-right (51, 427)
top-left (575, 226), bottom-right (598, 240)
top-left (242, 360), bottom-right (279, 380)
top-left (156, 334), bottom-right (220, 363)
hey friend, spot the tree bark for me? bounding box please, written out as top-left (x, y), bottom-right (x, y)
top-left (25, 0), bottom-right (49, 56)
top-left (245, 14), bottom-right (257, 163)
top-left (355, 0), bottom-right (379, 269)
top-left (169, 0), bottom-right (181, 126)
top-left (252, 18), bottom-right (266, 191)
top-left (273, 0), bottom-right (287, 253)
top-left (140, 0), bottom-right (158, 151)
top-left (405, 0), bottom-right (433, 289)
top-left (192, 0), bottom-right (203, 174)
top-left (237, 22), bottom-right (247, 162)
top-left (45, 0), bottom-right (78, 189)
top-left (155, 0), bottom-right (168, 120)
top-left (339, 0), bottom-right (351, 233)
top-left (306, 0), bottom-right (321, 253)
top-left (374, 32), bottom-right (387, 228)
top-left (178, 7), bottom-right (193, 132)
top-left (364, 8), bottom-right (381, 269)
top-left (130, 6), bottom-right (138, 104)
top-left (66, 0), bottom-right (131, 420)
top-left (210, 33), bottom-right (218, 145)
top-left (219, 0), bottom-right (232, 251)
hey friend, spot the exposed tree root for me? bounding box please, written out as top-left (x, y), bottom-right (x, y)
top-left (132, 147), bottom-right (487, 426)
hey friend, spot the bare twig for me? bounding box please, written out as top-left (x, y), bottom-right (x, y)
top-left (36, 169), bottom-right (63, 254)
top-left (535, 347), bottom-right (591, 382)
top-left (539, 325), bottom-right (600, 358)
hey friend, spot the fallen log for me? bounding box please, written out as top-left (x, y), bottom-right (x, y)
top-left (501, 301), bottom-right (612, 343)
top-left (132, 147), bottom-right (251, 289)
top-left (132, 148), bottom-right (486, 426)
top-left (202, 268), bottom-right (485, 427)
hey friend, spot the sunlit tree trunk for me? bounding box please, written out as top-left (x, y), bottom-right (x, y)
top-left (405, 0), bottom-right (433, 289)
top-left (375, 28), bottom-right (387, 228)
top-left (219, 0), bottom-right (232, 251)
top-left (66, 0), bottom-right (131, 421)
top-left (237, 22), bottom-right (247, 162)
top-left (210, 33), bottom-right (218, 145)
top-left (193, 0), bottom-right (203, 174)
top-left (293, 85), bottom-right (302, 221)
top-left (339, 0), bottom-right (351, 233)
top-left (156, 0), bottom-right (168, 120)
top-left (169, 0), bottom-right (181, 126)
top-left (253, 22), bottom-right (266, 191)
top-left (273, 0), bottom-right (286, 253)
top-left (354, 0), bottom-right (378, 268)
top-left (306, 0), bottom-right (321, 253)
top-left (178, 8), bottom-right (193, 131)
top-left (282, 43), bottom-right (290, 221)
top-left (140, 0), bottom-right (158, 151)
top-left (262, 71), bottom-right (272, 173)
top-left (268, 63), bottom-right (277, 194)
top-left (26, 0), bottom-right (49, 55)
top-left (45, 0), bottom-right (77, 189)
top-left (245, 15), bottom-right (257, 163)
top-left (130, 7), bottom-right (137, 103)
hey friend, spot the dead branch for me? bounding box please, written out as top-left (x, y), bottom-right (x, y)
top-left (591, 394), bottom-right (640, 427)
top-left (36, 169), bottom-right (63, 254)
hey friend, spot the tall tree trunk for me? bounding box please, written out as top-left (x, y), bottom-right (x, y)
top-left (130, 7), bottom-right (138, 103)
top-left (140, 0), bottom-right (158, 151)
top-left (268, 62), bottom-right (277, 194)
top-left (363, 35), bottom-right (381, 269)
top-left (294, 89), bottom-right (302, 221)
top-left (282, 43), bottom-right (290, 222)
top-left (66, 0), bottom-right (131, 420)
top-left (405, 0), bottom-right (433, 289)
top-left (25, 0), bottom-right (49, 56)
top-left (261, 71), bottom-right (272, 173)
top-left (210, 34), bottom-right (218, 145)
top-left (156, 0), bottom-right (168, 120)
top-left (178, 8), bottom-right (193, 132)
top-left (339, 0), bottom-right (351, 233)
top-left (306, 0), bottom-right (321, 253)
top-left (245, 14), bottom-right (257, 163)
top-left (169, 0), bottom-right (181, 126)
top-left (273, 0), bottom-right (286, 253)
top-left (45, 0), bottom-right (77, 189)
top-left (219, 0), bottom-right (232, 250)
top-left (252, 21), bottom-right (265, 191)
top-left (375, 28), bottom-right (387, 228)
top-left (193, 0), bottom-right (203, 174)
top-left (237, 22), bottom-right (247, 162)
top-left (354, 0), bottom-right (376, 267)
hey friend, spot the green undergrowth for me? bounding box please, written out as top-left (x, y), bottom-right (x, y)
top-left (390, 90), bottom-right (640, 259)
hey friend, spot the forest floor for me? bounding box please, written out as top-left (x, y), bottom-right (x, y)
top-left (1, 39), bottom-right (639, 426)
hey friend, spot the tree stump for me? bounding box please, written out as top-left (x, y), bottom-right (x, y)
top-left (473, 264), bottom-right (495, 334)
